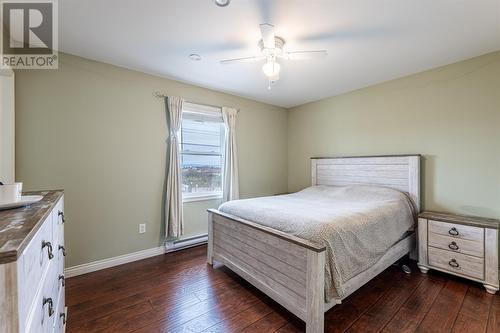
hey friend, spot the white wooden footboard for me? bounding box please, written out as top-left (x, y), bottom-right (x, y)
top-left (207, 209), bottom-right (326, 333)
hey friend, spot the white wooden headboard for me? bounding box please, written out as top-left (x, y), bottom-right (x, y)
top-left (311, 155), bottom-right (421, 211)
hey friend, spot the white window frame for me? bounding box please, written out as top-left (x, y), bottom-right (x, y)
top-left (181, 102), bottom-right (224, 203)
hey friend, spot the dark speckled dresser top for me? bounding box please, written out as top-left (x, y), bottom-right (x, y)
top-left (0, 190), bottom-right (64, 264)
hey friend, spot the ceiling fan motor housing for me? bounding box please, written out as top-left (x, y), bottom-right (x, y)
top-left (259, 36), bottom-right (286, 57)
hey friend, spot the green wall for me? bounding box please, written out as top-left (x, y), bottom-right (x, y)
top-left (15, 51), bottom-right (500, 267)
top-left (15, 53), bottom-right (288, 267)
top-left (288, 52), bottom-right (500, 218)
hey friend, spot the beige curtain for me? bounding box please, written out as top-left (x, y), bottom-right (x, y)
top-left (165, 96), bottom-right (184, 237)
top-left (222, 107), bottom-right (239, 201)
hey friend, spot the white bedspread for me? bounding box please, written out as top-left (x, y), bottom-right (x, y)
top-left (218, 185), bottom-right (416, 300)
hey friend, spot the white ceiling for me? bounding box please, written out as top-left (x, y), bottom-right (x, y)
top-left (59, 0), bottom-right (500, 108)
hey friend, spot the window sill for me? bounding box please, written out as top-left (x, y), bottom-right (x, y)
top-left (183, 194), bottom-right (223, 203)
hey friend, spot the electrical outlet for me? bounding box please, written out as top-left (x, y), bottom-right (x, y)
top-left (139, 224), bottom-right (146, 234)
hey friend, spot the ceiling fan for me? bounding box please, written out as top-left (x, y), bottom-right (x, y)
top-left (220, 24), bottom-right (328, 89)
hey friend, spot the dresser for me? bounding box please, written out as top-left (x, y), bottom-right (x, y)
top-left (417, 211), bottom-right (499, 294)
top-left (0, 191), bottom-right (66, 333)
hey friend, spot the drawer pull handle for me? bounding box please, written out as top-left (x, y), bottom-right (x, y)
top-left (448, 259), bottom-right (460, 268)
top-left (448, 227), bottom-right (460, 236)
top-left (43, 297), bottom-right (54, 317)
top-left (58, 210), bottom-right (65, 223)
top-left (448, 242), bottom-right (459, 251)
top-left (59, 274), bottom-right (65, 287)
top-left (42, 241), bottom-right (54, 260)
top-left (60, 312), bottom-right (66, 325)
top-left (59, 245), bottom-right (66, 256)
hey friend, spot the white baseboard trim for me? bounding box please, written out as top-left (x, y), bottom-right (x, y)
top-left (165, 234), bottom-right (208, 253)
top-left (65, 246), bottom-right (165, 278)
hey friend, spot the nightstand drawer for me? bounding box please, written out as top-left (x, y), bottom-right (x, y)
top-left (428, 246), bottom-right (484, 280)
top-left (428, 220), bottom-right (483, 242)
top-left (428, 232), bottom-right (484, 258)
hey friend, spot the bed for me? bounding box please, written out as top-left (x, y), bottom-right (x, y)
top-left (207, 155), bottom-right (421, 333)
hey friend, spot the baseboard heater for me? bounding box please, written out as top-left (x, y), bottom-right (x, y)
top-left (165, 234), bottom-right (208, 253)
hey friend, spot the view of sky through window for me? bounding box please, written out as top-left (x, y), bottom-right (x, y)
top-left (180, 113), bottom-right (224, 196)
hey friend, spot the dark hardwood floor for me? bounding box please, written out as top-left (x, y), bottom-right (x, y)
top-left (66, 245), bottom-right (500, 333)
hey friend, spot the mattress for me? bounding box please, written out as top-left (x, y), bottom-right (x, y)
top-left (218, 185), bottom-right (416, 299)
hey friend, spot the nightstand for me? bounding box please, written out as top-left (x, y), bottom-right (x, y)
top-left (417, 211), bottom-right (500, 294)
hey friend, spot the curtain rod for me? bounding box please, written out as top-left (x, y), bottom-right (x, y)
top-left (153, 91), bottom-right (239, 112)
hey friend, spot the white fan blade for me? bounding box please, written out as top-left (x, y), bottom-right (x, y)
top-left (285, 50), bottom-right (328, 60)
top-left (260, 23), bottom-right (275, 49)
top-left (220, 56), bottom-right (266, 64)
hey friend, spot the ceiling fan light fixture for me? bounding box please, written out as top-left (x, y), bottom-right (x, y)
top-left (214, 0), bottom-right (230, 7)
top-left (262, 61), bottom-right (280, 78)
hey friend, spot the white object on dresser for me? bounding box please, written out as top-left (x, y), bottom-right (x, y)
top-left (0, 195), bottom-right (44, 210)
top-left (0, 191), bottom-right (66, 333)
top-left (0, 183), bottom-right (22, 202)
top-left (417, 211), bottom-right (499, 294)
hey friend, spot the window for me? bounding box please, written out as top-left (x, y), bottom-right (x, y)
top-left (180, 103), bottom-right (225, 202)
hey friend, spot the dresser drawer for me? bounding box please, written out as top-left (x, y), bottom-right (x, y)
top-left (53, 198), bottom-right (64, 247)
top-left (53, 286), bottom-right (66, 333)
top-left (19, 213), bottom-right (54, 319)
top-left (55, 237), bottom-right (65, 298)
top-left (25, 260), bottom-right (59, 333)
top-left (428, 232), bottom-right (484, 258)
top-left (54, 212), bottom-right (65, 279)
top-left (428, 246), bottom-right (484, 280)
top-left (428, 220), bottom-right (484, 242)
